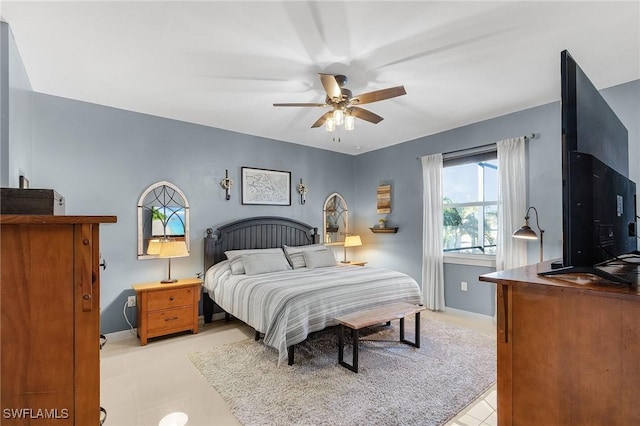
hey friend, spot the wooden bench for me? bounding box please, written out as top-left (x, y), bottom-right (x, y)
top-left (334, 302), bottom-right (426, 372)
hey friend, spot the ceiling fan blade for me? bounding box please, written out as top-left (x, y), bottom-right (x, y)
top-left (350, 86), bottom-right (406, 105)
top-left (311, 111), bottom-right (333, 128)
top-left (273, 102), bottom-right (328, 107)
top-left (319, 73), bottom-right (342, 101)
top-left (350, 107), bottom-right (384, 124)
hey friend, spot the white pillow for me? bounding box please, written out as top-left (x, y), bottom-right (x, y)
top-left (302, 248), bottom-right (337, 268)
top-left (225, 248), bottom-right (284, 275)
top-left (283, 244), bottom-right (327, 269)
top-left (242, 252), bottom-right (292, 275)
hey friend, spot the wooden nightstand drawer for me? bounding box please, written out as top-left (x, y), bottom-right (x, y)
top-left (147, 306), bottom-right (195, 335)
top-left (131, 278), bottom-right (202, 345)
top-left (147, 287), bottom-right (195, 311)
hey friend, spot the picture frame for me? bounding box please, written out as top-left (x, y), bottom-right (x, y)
top-left (241, 167), bottom-right (291, 206)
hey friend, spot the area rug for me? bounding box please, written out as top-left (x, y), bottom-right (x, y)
top-left (188, 317), bottom-right (496, 426)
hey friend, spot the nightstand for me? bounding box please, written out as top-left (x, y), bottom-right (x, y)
top-left (345, 261), bottom-right (367, 266)
top-left (131, 277), bottom-right (202, 345)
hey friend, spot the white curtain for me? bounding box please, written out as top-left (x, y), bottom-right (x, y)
top-left (496, 137), bottom-right (527, 271)
top-left (421, 154), bottom-right (445, 311)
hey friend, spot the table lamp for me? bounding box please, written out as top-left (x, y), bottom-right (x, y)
top-left (148, 239), bottom-right (189, 283)
top-left (342, 235), bottom-right (362, 263)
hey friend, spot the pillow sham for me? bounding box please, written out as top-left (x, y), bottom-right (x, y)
top-left (225, 248), bottom-right (284, 275)
top-left (283, 244), bottom-right (327, 269)
top-left (302, 248), bottom-right (337, 269)
top-left (242, 252), bottom-right (292, 275)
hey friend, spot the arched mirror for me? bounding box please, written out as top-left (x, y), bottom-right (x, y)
top-left (323, 192), bottom-right (348, 244)
top-left (137, 181), bottom-right (190, 259)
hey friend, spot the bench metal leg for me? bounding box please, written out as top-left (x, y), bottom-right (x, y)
top-left (399, 312), bottom-right (421, 348)
top-left (287, 345), bottom-right (295, 365)
top-left (338, 324), bottom-right (359, 373)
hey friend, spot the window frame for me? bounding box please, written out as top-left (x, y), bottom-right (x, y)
top-left (441, 150), bottom-right (498, 267)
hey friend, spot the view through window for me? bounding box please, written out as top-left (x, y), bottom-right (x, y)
top-left (442, 158), bottom-right (498, 255)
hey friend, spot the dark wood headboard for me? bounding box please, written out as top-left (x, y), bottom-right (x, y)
top-left (203, 216), bottom-right (320, 272)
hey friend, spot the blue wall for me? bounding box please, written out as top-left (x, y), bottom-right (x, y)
top-left (3, 23), bottom-right (639, 329)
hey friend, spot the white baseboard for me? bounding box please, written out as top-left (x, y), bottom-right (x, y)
top-left (443, 307), bottom-right (494, 323)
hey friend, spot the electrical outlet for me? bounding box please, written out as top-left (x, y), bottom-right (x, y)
top-left (461, 281), bottom-right (468, 292)
top-left (127, 296), bottom-right (136, 308)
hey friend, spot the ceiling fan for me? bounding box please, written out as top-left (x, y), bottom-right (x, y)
top-left (273, 73), bottom-right (406, 131)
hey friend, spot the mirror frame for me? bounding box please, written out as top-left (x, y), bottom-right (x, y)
top-left (323, 192), bottom-right (348, 245)
top-left (137, 181), bottom-right (190, 259)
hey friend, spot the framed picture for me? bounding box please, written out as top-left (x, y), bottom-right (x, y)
top-left (241, 167), bottom-right (291, 206)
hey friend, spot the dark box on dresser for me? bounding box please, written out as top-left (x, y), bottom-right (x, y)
top-left (1, 188), bottom-right (65, 215)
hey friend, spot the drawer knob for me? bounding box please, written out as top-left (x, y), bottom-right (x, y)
top-left (165, 317), bottom-right (179, 321)
top-left (169, 296), bottom-right (175, 301)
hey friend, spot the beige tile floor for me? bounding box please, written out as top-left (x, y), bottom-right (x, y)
top-left (101, 310), bottom-right (496, 426)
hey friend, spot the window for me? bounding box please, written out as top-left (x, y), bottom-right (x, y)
top-left (442, 155), bottom-right (498, 257)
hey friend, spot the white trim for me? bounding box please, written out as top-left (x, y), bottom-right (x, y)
top-left (443, 252), bottom-right (496, 268)
top-left (444, 306), bottom-right (494, 324)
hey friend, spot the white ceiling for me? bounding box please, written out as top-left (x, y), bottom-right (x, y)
top-left (1, 1), bottom-right (639, 155)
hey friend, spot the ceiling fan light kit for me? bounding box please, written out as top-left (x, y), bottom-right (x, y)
top-left (274, 73), bottom-right (406, 134)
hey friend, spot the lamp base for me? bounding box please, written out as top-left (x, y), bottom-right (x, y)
top-left (161, 278), bottom-right (178, 284)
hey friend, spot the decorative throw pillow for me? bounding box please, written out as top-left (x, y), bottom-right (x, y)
top-left (302, 248), bottom-right (337, 269)
top-left (283, 244), bottom-right (327, 269)
top-left (225, 248), bottom-right (284, 275)
top-left (242, 252), bottom-right (292, 275)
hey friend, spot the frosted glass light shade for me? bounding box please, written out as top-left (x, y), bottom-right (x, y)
top-left (344, 115), bottom-right (355, 130)
top-left (333, 109), bottom-right (344, 125)
top-left (325, 117), bottom-right (335, 132)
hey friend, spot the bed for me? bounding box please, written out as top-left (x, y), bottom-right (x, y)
top-left (202, 216), bottom-right (423, 365)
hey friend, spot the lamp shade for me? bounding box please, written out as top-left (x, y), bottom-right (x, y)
top-left (147, 239), bottom-right (162, 255)
top-left (158, 240), bottom-right (189, 258)
top-left (344, 235), bottom-right (362, 247)
top-left (512, 225), bottom-right (538, 240)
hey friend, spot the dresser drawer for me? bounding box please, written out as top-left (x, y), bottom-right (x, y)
top-left (147, 306), bottom-right (195, 335)
top-left (146, 287), bottom-right (195, 311)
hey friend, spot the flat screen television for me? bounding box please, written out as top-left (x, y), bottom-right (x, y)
top-left (539, 50), bottom-right (637, 284)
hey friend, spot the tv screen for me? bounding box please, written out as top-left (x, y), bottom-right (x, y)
top-left (541, 50), bottom-right (638, 284)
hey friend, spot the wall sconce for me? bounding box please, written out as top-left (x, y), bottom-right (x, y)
top-left (220, 169), bottom-right (233, 201)
top-left (512, 206), bottom-right (545, 263)
top-left (296, 178), bottom-right (308, 205)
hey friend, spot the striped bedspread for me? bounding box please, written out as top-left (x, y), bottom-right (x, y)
top-left (204, 261), bottom-right (423, 365)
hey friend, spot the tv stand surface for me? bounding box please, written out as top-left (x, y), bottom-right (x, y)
top-left (480, 261), bottom-right (640, 425)
top-left (539, 264), bottom-right (632, 285)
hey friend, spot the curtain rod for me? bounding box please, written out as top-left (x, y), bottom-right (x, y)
top-left (416, 133), bottom-right (537, 161)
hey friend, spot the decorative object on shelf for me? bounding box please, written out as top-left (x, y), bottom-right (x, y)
top-left (370, 227), bottom-right (399, 234)
top-left (296, 178), bottom-right (308, 205)
top-left (220, 169), bottom-right (234, 201)
top-left (148, 239), bottom-right (189, 283)
top-left (19, 175), bottom-right (29, 189)
top-left (241, 167), bottom-right (291, 206)
top-left (512, 206), bottom-right (545, 262)
top-left (377, 184), bottom-right (391, 214)
top-left (342, 234), bottom-right (362, 262)
top-left (378, 218), bottom-right (387, 228)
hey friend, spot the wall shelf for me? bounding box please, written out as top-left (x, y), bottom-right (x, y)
top-left (369, 227), bottom-right (399, 234)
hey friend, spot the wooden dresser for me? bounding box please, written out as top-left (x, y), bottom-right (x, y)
top-left (131, 278), bottom-right (202, 345)
top-left (480, 261), bottom-right (640, 425)
top-left (1, 215), bottom-right (116, 425)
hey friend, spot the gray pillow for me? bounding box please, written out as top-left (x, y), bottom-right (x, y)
top-left (283, 244), bottom-right (327, 269)
top-left (302, 248), bottom-right (337, 268)
top-left (225, 248), bottom-right (284, 275)
top-left (242, 252), bottom-right (292, 275)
